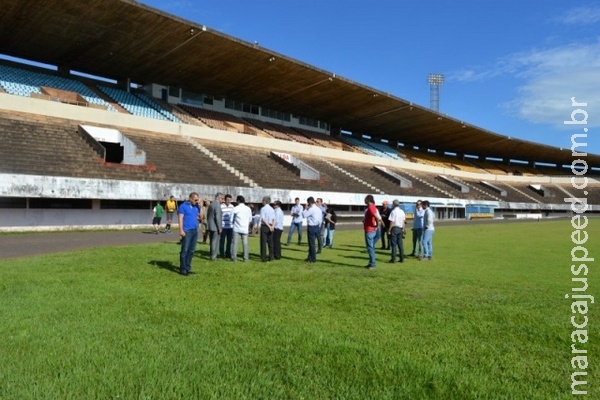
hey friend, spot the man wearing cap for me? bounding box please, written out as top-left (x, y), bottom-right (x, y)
top-left (387, 199), bottom-right (406, 263)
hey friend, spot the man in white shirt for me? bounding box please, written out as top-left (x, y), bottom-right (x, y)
top-left (273, 200), bottom-right (284, 259)
top-left (259, 196), bottom-right (275, 262)
top-left (387, 199), bottom-right (406, 263)
top-left (316, 198), bottom-right (326, 253)
top-left (302, 196), bottom-right (323, 263)
top-left (421, 200), bottom-right (435, 261)
top-left (231, 195), bottom-right (253, 262)
top-left (286, 197), bottom-right (304, 245)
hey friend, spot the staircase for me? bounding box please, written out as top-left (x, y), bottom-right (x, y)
top-left (553, 183), bottom-right (577, 200)
top-left (401, 169), bottom-right (454, 198)
top-left (504, 183), bottom-right (542, 204)
top-left (185, 137), bottom-right (261, 188)
top-left (86, 84), bottom-right (129, 113)
top-left (321, 158), bottom-right (385, 194)
top-left (463, 180), bottom-right (504, 201)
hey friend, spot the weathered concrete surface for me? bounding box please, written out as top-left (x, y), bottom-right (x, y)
top-left (0, 230), bottom-right (177, 260)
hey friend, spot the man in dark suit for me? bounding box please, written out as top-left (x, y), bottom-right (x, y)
top-left (206, 192), bottom-right (224, 261)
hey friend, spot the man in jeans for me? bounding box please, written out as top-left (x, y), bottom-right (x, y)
top-left (387, 199), bottom-right (406, 263)
top-left (286, 197), bottom-right (304, 245)
top-left (409, 200), bottom-right (425, 257)
top-left (421, 200), bottom-right (435, 261)
top-left (302, 197), bottom-right (323, 263)
top-left (178, 192), bottom-right (201, 276)
top-left (363, 194), bottom-right (382, 269)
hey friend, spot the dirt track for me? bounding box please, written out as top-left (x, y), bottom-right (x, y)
top-left (0, 217), bottom-right (566, 261)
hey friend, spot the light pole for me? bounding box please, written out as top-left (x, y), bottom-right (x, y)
top-left (428, 73), bottom-right (444, 112)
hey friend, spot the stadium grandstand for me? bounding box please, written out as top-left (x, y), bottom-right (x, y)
top-left (0, 0), bottom-right (598, 231)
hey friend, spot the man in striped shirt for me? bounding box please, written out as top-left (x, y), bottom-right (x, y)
top-left (219, 194), bottom-right (234, 258)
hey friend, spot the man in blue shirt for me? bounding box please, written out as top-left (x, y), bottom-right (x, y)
top-left (178, 192), bottom-right (201, 276)
top-left (286, 197), bottom-right (304, 245)
top-left (409, 200), bottom-right (425, 257)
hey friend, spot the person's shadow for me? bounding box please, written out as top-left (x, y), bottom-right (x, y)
top-left (148, 260), bottom-right (179, 274)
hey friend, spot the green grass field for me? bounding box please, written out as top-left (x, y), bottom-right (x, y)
top-left (0, 220), bottom-right (598, 399)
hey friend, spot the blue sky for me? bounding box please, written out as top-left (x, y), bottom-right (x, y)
top-left (143, 1), bottom-right (599, 155)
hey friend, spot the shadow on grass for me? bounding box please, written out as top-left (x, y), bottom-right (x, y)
top-left (342, 244), bottom-right (368, 249)
top-left (277, 254), bottom-right (362, 268)
top-left (193, 247), bottom-right (211, 259)
top-left (281, 246), bottom-right (307, 253)
top-left (148, 260), bottom-right (179, 274)
top-left (314, 258), bottom-right (365, 268)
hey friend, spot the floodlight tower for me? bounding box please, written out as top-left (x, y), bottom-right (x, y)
top-left (428, 73), bottom-right (445, 112)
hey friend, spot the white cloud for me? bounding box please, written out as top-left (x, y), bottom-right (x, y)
top-left (452, 41), bottom-right (600, 129)
top-left (512, 68), bottom-right (600, 127)
top-left (555, 6), bottom-right (600, 25)
top-left (449, 57), bottom-right (522, 83)
top-left (452, 42), bottom-right (600, 82)
top-left (507, 43), bottom-right (600, 128)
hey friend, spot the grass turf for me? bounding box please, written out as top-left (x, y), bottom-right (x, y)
top-left (0, 220), bottom-right (597, 399)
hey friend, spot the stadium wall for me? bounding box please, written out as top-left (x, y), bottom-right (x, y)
top-left (0, 93), bottom-right (597, 231)
top-left (0, 172), bottom-right (491, 231)
top-left (0, 93), bottom-right (591, 185)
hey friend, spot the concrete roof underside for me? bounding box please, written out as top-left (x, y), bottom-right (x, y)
top-left (1, 0), bottom-right (598, 167)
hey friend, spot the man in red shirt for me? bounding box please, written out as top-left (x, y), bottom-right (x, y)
top-left (363, 194), bottom-right (383, 269)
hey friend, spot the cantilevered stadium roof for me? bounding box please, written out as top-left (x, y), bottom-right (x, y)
top-left (1, 0), bottom-right (598, 167)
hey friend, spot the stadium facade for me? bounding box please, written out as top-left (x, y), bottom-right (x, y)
top-left (0, 0), bottom-right (598, 231)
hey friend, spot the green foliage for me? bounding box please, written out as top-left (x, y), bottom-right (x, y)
top-left (0, 220), bottom-right (598, 399)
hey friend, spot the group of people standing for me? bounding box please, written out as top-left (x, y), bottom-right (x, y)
top-left (363, 196), bottom-right (435, 270)
top-left (177, 192), bottom-right (255, 275)
top-left (407, 199), bottom-right (435, 261)
top-left (258, 196), bottom-right (337, 264)
top-left (174, 193), bottom-right (339, 274)
top-left (160, 192), bottom-right (433, 276)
